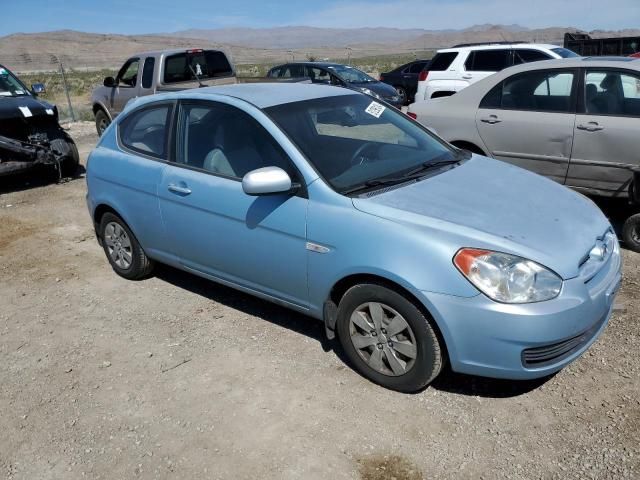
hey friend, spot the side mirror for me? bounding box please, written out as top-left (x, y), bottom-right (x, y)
top-left (31, 83), bottom-right (45, 95)
top-left (242, 166), bottom-right (295, 196)
top-left (103, 76), bottom-right (117, 88)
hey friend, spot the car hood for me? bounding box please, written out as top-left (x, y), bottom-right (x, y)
top-left (0, 95), bottom-right (55, 121)
top-left (352, 155), bottom-right (611, 279)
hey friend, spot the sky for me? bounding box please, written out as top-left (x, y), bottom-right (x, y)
top-left (0, 0), bottom-right (638, 35)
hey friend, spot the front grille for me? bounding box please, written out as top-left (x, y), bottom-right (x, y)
top-left (522, 313), bottom-right (607, 368)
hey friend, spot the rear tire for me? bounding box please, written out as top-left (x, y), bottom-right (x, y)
top-left (622, 214), bottom-right (640, 253)
top-left (99, 212), bottom-right (154, 280)
top-left (395, 86), bottom-right (408, 105)
top-left (336, 283), bottom-right (443, 392)
top-left (95, 109), bottom-right (110, 136)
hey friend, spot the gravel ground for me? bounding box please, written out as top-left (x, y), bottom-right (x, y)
top-left (1, 122), bottom-right (639, 479)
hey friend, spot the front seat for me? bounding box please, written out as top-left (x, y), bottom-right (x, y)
top-left (585, 83), bottom-right (599, 113)
top-left (202, 115), bottom-right (263, 178)
top-left (594, 74), bottom-right (623, 114)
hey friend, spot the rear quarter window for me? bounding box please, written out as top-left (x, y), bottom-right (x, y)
top-left (429, 52), bottom-right (458, 71)
top-left (141, 57), bottom-right (155, 89)
top-left (119, 104), bottom-right (172, 159)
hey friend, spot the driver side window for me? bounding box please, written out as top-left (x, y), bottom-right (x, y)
top-left (117, 58), bottom-right (140, 87)
top-left (177, 102), bottom-right (297, 179)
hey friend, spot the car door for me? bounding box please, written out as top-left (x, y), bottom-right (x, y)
top-left (157, 100), bottom-right (309, 308)
top-left (110, 58), bottom-right (140, 115)
top-left (475, 68), bottom-right (578, 183)
top-left (568, 68), bottom-right (640, 195)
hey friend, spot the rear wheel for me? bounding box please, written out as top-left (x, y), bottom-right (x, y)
top-left (394, 86), bottom-right (407, 105)
top-left (95, 109), bottom-right (110, 136)
top-left (99, 212), bottom-right (154, 280)
top-left (622, 214), bottom-right (640, 253)
top-left (336, 283), bottom-right (443, 392)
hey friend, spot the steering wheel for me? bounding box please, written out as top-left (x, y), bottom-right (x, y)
top-left (350, 142), bottom-right (377, 166)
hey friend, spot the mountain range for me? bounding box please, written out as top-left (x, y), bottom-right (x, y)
top-left (1, 25), bottom-right (639, 72)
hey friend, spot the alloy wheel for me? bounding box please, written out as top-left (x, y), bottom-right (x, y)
top-left (104, 221), bottom-right (133, 269)
top-left (349, 302), bottom-right (417, 376)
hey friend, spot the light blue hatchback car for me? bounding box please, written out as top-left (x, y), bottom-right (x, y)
top-left (86, 83), bottom-right (622, 392)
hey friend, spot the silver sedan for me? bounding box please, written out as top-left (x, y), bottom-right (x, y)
top-left (408, 57), bottom-right (640, 200)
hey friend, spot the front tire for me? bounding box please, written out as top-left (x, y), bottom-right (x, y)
top-left (99, 212), bottom-right (154, 280)
top-left (622, 213), bottom-right (640, 253)
top-left (336, 283), bottom-right (443, 392)
top-left (61, 140), bottom-right (79, 177)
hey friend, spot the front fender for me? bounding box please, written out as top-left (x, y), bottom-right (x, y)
top-left (305, 181), bottom-right (479, 317)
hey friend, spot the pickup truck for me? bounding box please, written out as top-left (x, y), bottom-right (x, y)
top-left (91, 48), bottom-right (236, 135)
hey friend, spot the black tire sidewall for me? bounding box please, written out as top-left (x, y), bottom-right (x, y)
top-left (622, 214), bottom-right (640, 253)
top-left (95, 110), bottom-right (110, 136)
top-left (61, 140), bottom-right (79, 176)
top-left (99, 213), bottom-right (149, 280)
top-left (336, 283), bottom-right (441, 392)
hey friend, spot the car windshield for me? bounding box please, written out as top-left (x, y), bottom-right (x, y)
top-left (0, 66), bottom-right (29, 97)
top-left (265, 94), bottom-right (461, 194)
top-left (551, 47), bottom-right (580, 58)
top-left (326, 65), bottom-right (375, 83)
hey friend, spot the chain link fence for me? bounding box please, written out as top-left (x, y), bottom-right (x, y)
top-left (13, 60), bottom-right (116, 124)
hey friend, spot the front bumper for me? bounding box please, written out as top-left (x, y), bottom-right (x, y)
top-left (419, 249), bottom-right (622, 380)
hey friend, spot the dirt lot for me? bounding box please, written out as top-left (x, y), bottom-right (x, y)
top-left (1, 123), bottom-right (639, 480)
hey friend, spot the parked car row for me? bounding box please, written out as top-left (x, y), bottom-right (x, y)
top-left (3, 40), bottom-right (631, 393)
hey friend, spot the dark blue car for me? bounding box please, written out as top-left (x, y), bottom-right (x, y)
top-left (267, 62), bottom-right (402, 108)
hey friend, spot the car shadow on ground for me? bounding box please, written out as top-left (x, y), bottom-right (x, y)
top-left (154, 263), bottom-right (554, 398)
top-left (0, 166), bottom-right (86, 196)
top-left (431, 366), bottom-right (554, 398)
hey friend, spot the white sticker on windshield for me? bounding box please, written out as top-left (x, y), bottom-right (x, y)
top-left (0, 68), bottom-right (6, 75)
top-left (18, 106), bottom-right (33, 117)
top-left (45, 108), bottom-right (54, 115)
top-left (365, 101), bottom-right (386, 118)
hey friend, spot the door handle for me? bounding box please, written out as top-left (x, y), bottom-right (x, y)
top-left (462, 74), bottom-right (473, 79)
top-left (577, 122), bottom-right (604, 132)
top-left (481, 115), bottom-right (502, 124)
top-left (167, 183), bottom-right (192, 195)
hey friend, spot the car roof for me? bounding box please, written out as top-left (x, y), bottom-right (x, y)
top-left (271, 62), bottom-right (356, 69)
top-left (126, 48), bottom-right (227, 58)
top-left (437, 43), bottom-right (561, 53)
top-left (137, 82), bottom-right (355, 109)
top-left (498, 56), bottom-right (640, 73)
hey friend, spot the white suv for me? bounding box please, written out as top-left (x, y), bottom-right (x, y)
top-left (414, 42), bottom-right (579, 102)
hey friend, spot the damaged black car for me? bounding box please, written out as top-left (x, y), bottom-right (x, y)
top-left (0, 64), bottom-right (78, 178)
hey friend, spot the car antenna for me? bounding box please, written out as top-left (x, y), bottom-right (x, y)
top-left (188, 64), bottom-right (205, 88)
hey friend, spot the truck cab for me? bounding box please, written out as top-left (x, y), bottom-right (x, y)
top-left (92, 49), bottom-right (236, 135)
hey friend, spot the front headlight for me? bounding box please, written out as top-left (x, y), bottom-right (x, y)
top-left (454, 248), bottom-right (562, 303)
top-left (361, 88), bottom-right (381, 99)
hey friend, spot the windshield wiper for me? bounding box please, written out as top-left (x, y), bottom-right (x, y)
top-left (400, 159), bottom-right (461, 178)
top-left (188, 64), bottom-right (205, 88)
top-left (342, 159), bottom-right (462, 196)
